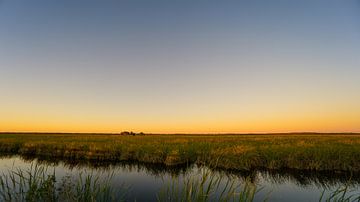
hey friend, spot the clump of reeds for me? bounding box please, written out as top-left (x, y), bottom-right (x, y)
top-left (157, 167), bottom-right (262, 202)
top-left (0, 164), bottom-right (123, 202)
top-left (319, 183), bottom-right (360, 202)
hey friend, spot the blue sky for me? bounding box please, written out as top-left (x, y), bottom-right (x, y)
top-left (0, 0), bottom-right (359, 133)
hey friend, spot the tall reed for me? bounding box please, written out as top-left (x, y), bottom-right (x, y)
top-left (319, 183), bottom-right (360, 202)
top-left (0, 164), bottom-right (123, 202)
top-left (157, 167), bottom-right (262, 202)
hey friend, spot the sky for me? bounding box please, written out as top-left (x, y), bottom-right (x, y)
top-left (0, 0), bottom-right (359, 133)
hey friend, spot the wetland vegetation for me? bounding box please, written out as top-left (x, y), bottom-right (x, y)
top-left (0, 133), bottom-right (360, 201)
top-left (0, 133), bottom-right (360, 172)
top-left (0, 159), bottom-right (359, 202)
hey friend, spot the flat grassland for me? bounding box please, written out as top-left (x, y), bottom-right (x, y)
top-left (0, 133), bottom-right (359, 171)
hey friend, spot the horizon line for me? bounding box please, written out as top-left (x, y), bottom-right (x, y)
top-left (1, 131), bottom-right (359, 135)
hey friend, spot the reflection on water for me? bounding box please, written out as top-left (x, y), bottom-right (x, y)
top-left (0, 156), bottom-right (359, 202)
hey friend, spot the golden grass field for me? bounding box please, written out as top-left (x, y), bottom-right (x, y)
top-left (0, 133), bottom-right (360, 171)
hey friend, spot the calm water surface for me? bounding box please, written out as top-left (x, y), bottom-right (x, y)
top-left (0, 156), bottom-right (359, 202)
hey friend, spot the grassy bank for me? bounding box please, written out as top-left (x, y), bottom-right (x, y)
top-left (0, 133), bottom-right (359, 171)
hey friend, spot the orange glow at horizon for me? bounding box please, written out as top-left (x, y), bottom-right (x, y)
top-left (2, 105), bottom-right (359, 133)
top-left (1, 86), bottom-right (360, 133)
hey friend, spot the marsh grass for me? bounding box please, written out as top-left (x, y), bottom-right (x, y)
top-left (157, 167), bottom-right (263, 202)
top-left (0, 162), bottom-right (358, 202)
top-left (319, 182), bottom-right (360, 202)
top-left (1, 133), bottom-right (360, 201)
top-left (0, 164), bottom-right (123, 202)
top-left (1, 133), bottom-right (360, 172)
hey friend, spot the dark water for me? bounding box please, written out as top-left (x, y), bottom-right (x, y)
top-left (0, 156), bottom-right (359, 202)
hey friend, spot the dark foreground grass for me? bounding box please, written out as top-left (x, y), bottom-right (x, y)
top-left (157, 167), bottom-right (261, 202)
top-left (0, 164), bottom-right (121, 202)
top-left (0, 164), bottom-right (358, 202)
top-left (0, 164), bottom-right (259, 202)
top-left (0, 133), bottom-right (360, 171)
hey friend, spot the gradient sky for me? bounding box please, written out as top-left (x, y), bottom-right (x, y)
top-left (1, 0), bottom-right (359, 133)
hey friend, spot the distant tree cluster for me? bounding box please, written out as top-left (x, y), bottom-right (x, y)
top-left (120, 131), bottom-right (145, 136)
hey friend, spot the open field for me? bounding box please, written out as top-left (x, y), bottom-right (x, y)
top-left (0, 133), bottom-right (360, 171)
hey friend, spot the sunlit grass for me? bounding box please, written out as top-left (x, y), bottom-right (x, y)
top-left (0, 133), bottom-right (359, 171)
